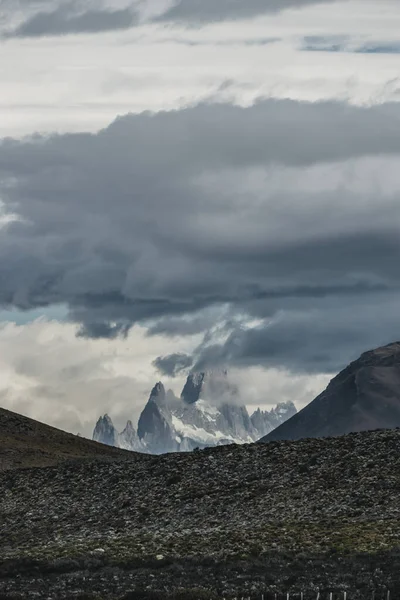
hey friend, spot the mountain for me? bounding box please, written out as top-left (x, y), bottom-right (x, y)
top-left (137, 382), bottom-right (176, 454)
top-left (0, 406), bottom-right (130, 471)
top-left (93, 371), bottom-right (296, 454)
top-left (251, 401), bottom-right (297, 437)
top-left (261, 341), bottom-right (400, 443)
top-left (93, 414), bottom-right (118, 447)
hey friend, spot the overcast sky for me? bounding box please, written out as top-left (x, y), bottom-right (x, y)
top-left (1, 0), bottom-right (400, 436)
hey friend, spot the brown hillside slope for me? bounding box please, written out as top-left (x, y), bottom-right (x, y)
top-left (0, 406), bottom-right (133, 470)
top-left (261, 341), bottom-right (400, 443)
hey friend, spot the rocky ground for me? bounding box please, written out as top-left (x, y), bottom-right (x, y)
top-left (1, 428), bottom-right (400, 598)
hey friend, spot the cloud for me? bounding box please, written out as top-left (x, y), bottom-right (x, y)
top-left (2, 0), bottom-right (342, 38)
top-left (354, 43), bottom-right (400, 55)
top-left (2, 100), bottom-right (400, 373)
top-left (229, 366), bottom-right (330, 410)
top-left (0, 320), bottom-right (193, 436)
top-left (146, 306), bottom-right (230, 337)
top-left (156, 0), bottom-right (340, 24)
top-left (153, 353), bottom-right (193, 376)
top-left (301, 36), bottom-right (400, 55)
top-left (0, 318), bottom-right (330, 433)
top-left (4, 3), bottom-right (138, 38)
top-left (190, 292), bottom-right (400, 375)
top-left (158, 36), bottom-right (280, 47)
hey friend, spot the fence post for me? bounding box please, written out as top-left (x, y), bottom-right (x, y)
top-left (387, 591), bottom-right (390, 600)
top-left (344, 592), bottom-right (347, 600)
top-left (301, 593), bottom-right (304, 600)
top-left (316, 593), bottom-right (320, 600)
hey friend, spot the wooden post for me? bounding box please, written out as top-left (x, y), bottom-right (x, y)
top-left (344, 592), bottom-right (347, 600)
top-left (387, 591), bottom-right (390, 600)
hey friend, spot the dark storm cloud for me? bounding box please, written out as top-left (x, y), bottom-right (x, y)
top-left (147, 310), bottom-right (222, 337)
top-left (153, 353), bottom-right (193, 377)
top-left (4, 4), bottom-right (138, 38)
top-left (77, 321), bottom-right (131, 339)
top-left (156, 0), bottom-right (340, 24)
top-left (190, 292), bottom-right (400, 375)
top-left (2, 99), bottom-right (400, 372)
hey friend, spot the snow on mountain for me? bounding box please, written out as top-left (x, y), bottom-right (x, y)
top-left (93, 371), bottom-right (297, 454)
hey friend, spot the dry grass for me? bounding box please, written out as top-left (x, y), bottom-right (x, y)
top-left (0, 406), bottom-right (133, 470)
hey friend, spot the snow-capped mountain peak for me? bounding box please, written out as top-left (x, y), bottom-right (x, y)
top-left (93, 373), bottom-right (297, 454)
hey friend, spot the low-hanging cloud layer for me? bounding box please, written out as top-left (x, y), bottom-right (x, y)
top-left (2, 99), bottom-right (400, 374)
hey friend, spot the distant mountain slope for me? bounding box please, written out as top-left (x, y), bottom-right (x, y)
top-left (261, 341), bottom-right (400, 443)
top-left (0, 406), bottom-right (130, 471)
top-left (93, 371), bottom-right (297, 454)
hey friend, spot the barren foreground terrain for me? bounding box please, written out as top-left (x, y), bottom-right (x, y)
top-left (1, 428), bottom-right (400, 598)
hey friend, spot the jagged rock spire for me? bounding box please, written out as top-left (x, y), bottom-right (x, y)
top-left (93, 414), bottom-right (118, 447)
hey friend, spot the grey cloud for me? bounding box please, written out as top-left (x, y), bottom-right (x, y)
top-left (301, 35), bottom-right (348, 52)
top-left (2, 0), bottom-right (336, 38)
top-left (153, 353), bottom-right (193, 377)
top-left (4, 4), bottom-right (137, 38)
top-left (2, 99), bottom-right (400, 373)
top-left (156, 0), bottom-right (339, 24)
top-left (77, 321), bottom-right (131, 339)
top-left (146, 306), bottom-right (230, 337)
top-left (354, 43), bottom-right (400, 55)
top-left (0, 319), bottom-right (160, 437)
top-left (191, 292), bottom-right (400, 375)
top-left (159, 36), bottom-right (280, 47)
top-left (301, 36), bottom-right (400, 55)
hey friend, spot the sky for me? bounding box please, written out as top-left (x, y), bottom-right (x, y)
top-left (1, 0), bottom-right (400, 437)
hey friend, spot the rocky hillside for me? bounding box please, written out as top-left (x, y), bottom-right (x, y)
top-left (94, 371), bottom-right (296, 454)
top-left (1, 428), bottom-right (400, 598)
top-left (0, 406), bottom-right (131, 471)
top-left (262, 341), bottom-right (400, 442)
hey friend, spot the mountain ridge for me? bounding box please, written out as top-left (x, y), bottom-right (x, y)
top-left (93, 371), bottom-right (296, 454)
top-left (261, 341), bottom-right (400, 442)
